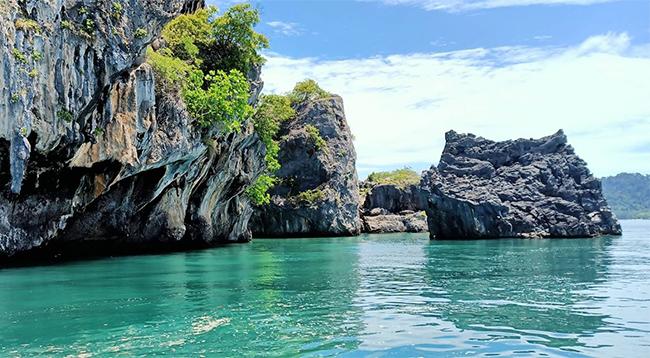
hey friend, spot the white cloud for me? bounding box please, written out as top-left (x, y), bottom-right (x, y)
top-left (261, 33), bottom-right (650, 178)
top-left (364, 0), bottom-right (620, 12)
top-left (266, 21), bottom-right (302, 36)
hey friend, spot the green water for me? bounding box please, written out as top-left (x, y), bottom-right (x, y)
top-left (1, 221), bottom-right (649, 357)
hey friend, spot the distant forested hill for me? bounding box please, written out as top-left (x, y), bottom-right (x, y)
top-left (601, 173), bottom-right (650, 219)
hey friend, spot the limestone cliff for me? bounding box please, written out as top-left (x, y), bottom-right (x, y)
top-left (250, 96), bottom-right (361, 237)
top-left (421, 130), bottom-right (622, 239)
top-left (0, 0), bottom-right (265, 259)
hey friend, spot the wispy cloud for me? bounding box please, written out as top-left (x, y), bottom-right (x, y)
top-left (262, 33), bottom-right (650, 178)
top-left (266, 21), bottom-right (302, 36)
top-left (363, 0), bottom-right (620, 12)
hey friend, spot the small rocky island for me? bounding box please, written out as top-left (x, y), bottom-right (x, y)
top-left (359, 169), bottom-right (428, 233)
top-left (250, 93), bottom-right (361, 237)
top-left (421, 130), bottom-right (622, 239)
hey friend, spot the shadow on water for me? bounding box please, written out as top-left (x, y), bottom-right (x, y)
top-left (0, 239), bottom-right (365, 356)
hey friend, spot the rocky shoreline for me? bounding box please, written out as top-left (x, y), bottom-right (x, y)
top-left (0, 1), bottom-right (622, 263)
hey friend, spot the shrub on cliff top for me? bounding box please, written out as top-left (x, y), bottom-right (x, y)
top-left (288, 79), bottom-right (331, 105)
top-left (367, 168), bottom-right (421, 188)
top-left (148, 5), bottom-right (267, 132)
top-left (160, 4), bottom-right (268, 74)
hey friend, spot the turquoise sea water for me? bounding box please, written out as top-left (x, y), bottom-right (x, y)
top-left (1, 220), bottom-right (649, 357)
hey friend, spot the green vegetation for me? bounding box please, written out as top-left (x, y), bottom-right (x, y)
top-left (134, 27), bottom-right (148, 39)
top-left (246, 174), bottom-right (276, 205)
top-left (295, 188), bottom-right (325, 204)
top-left (253, 94), bottom-right (295, 172)
top-left (93, 128), bottom-right (104, 137)
top-left (367, 168), bottom-right (421, 188)
top-left (304, 124), bottom-right (326, 151)
top-left (148, 5), bottom-right (267, 133)
top-left (61, 20), bottom-right (73, 30)
top-left (15, 18), bottom-right (41, 33)
top-left (601, 173), bottom-right (650, 219)
top-left (288, 79), bottom-right (331, 105)
top-left (83, 19), bottom-right (95, 35)
top-left (27, 68), bottom-right (38, 78)
top-left (57, 109), bottom-right (73, 123)
top-left (31, 50), bottom-right (42, 61)
top-left (12, 48), bottom-right (27, 64)
top-left (158, 4), bottom-right (267, 75)
top-left (246, 94), bottom-right (296, 205)
top-left (183, 69), bottom-right (252, 131)
top-left (10, 93), bottom-right (20, 103)
top-left (111, 2), bottom-right (123, 20)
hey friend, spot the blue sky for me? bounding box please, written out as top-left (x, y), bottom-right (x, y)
top-left (210, 0), bottom-right (650, 178)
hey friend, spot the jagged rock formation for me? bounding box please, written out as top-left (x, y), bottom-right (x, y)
top-left (0, 0), bottom-right (265, 259)
top-left (250, 96), bottom-right (361, 237)
top-left (421, 130), bottom-right (622, 239)
top-left (360, 183), bottom-right (428, 233)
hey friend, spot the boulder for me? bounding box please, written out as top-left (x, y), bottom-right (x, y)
top-left (421, 130), bottom-right (622, 239)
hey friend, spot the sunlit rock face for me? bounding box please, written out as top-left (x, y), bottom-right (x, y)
top-left (0, 0), bottom-right (265, 258)
top-left (250, 96), bottom-right (361, 237)
top-left (421, 130), bottom-right (622, 239)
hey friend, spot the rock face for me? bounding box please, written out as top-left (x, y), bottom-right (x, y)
top-left (250, 96), bottom-right (361, 237)
top-left (360, 183), bottom-right (428, 233)
top-left (0, 0), bottom-right (266, 259)
top-left (421, 130), bottom-right (622, 239)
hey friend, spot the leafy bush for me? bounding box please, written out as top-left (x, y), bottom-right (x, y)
top-left (61, 20), bottom-right (73, 30)
top-left (134, 28), bottom-right (148, 39)
top-left (295, 188), bottom-right (325, 204)
top-left (304, 124), bottom-right (326, 151)
top-left (201, 4), bottom-right (269, 74)
top-left (160, 7), bottom-right (215, 65)
top-left (289, 79), bottom-right (331, 105)
top-left (367, 168), bottom-right (421, 188)
top-left (12, 49), bottom-right (27, 64)
top-left (183, 69), bottom-right (252, 131)
top-left (246, 174), bottom-right (276, 205)
top-left (253, 94), bottom-right (295, 172)
top-left (15, 18), bottom-right (41, 33)
top-left (146, 48), bottom-right (197, 90)
top-left (57, 109), bottom-right (73, 123)
top-left (111, 2), bottom-right (123, 20)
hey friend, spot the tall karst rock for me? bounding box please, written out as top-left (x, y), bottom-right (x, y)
top-left (250, 95), bottom-right (361, 237)
top-left (0, 0), bottom-right (266, 259)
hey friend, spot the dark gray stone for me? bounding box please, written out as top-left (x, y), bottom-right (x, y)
top-left (421, 130), bottom-right (622, 239)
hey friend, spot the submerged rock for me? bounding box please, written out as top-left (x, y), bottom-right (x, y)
top-left (250, 96), bottom-right (361, 237)
top-left (421, 130), bottom-right (622, 239)
top-left (0, 0), bottom-right (265, 259)
top-left (360, 183), bottom-right (428, 233)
